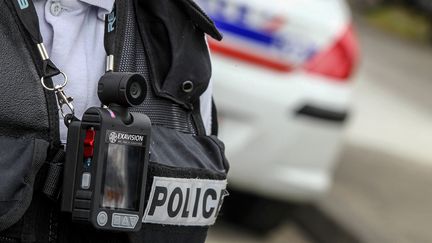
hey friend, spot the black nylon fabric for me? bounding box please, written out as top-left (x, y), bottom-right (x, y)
top-left (135, 0), bottom-right (219, 107)
top-left (149, 126), bottom-right (228, 174)
top-left (41, 150), bottom-right (65, 201)
top-left (0, 137), bottom-right (49, 232)
top-left (129, 224), bottom-right (208, 243)
top-left (0, 2), bottom-right (51, 140)
top-left (122, 0), bottom-right (198, 134)
top-left (1, 0), bottom-right (60, 147)
top-left (115, 3), bottom-right (227, 243)
top-left (0, 2), bottom-right (61, 241)
top-left (176, 0), bottom-right (223, 41)
top-left (0, 193), bottom-right (57, 243)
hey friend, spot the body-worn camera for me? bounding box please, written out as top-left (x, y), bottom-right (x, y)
top-left (61, 72), bottom-right (151, 232)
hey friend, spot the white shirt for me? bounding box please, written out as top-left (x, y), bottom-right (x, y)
top-left (34, 0), bottom-right (213, 142)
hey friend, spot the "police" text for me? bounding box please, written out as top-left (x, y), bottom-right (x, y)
top-left (143, 177), bottom-right (227, 226)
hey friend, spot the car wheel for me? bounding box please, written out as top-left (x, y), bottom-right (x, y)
top-left (220, 188), bottom-right (290, 234)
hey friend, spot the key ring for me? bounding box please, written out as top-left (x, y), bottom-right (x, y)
top-left (40, 71), bottom-right (76, 122)
top-left (40, 71), bottom-right (68, 91)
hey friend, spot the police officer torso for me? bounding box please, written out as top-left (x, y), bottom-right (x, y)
top-left (0, 0), bottom-right (229, 242)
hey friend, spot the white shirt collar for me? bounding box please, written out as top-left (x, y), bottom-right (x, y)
top-left (81, 0), bottom-right (115, 20)
top-left (80, 0), bottom-right (115, 13)
top-left (40, 0), bottom-right (115, 20)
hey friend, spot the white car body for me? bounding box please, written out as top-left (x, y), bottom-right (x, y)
top-left (198, 0), bottom-right (358, 202)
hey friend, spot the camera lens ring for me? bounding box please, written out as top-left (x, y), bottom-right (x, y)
top-left (98, 73), bottom-right (147, 107)
top-left (125, 74), bottom-right (147, 106)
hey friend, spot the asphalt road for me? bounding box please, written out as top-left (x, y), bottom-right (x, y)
top-left (207, 17), bottom-right (432, 243)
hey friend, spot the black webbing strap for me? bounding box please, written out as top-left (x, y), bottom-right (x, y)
top-left (10, 0), bottom-right (60, 78)
top-left (11, 0), bottom-right (117, 75)
top-left (42, 149), bottom-right (65, 201)
top-left (211, 97), bottom-right (219, 136)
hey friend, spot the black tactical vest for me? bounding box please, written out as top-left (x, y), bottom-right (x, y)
top-left (0, 0), bottom-right (229, 242)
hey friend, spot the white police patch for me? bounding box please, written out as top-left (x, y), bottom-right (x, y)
top-left (143, 177), bottom-right (228, 226)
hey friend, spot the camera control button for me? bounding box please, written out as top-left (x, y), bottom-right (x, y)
top-left (130, 215), bottom-right (139, 228)
top-left (121, 216), bottom-right (130, 227)
top-left (81, 173), bottom-right (91, 189)
top-left (111, 213), bottom-right (139, 229)
top-left (97, 211), bottom-right (108, 227)
top-left (112, 214), bottom-right (121, 227)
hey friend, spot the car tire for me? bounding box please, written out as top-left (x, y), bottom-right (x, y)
top-left (220, 188), bottom-right (290, 234)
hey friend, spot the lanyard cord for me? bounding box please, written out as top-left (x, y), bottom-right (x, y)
top-left (12, 0), bottom-right (117, 73)
top-left (11, 0), bottom-right (73, 121)
top-left (10, 0), bottom-right (118, 124)
top-left (11, 0), bottom-right (63, 79)
top-left (11, 0), bottom-right (117, 72)
top-left (104, 4), bottom-right (117, 72)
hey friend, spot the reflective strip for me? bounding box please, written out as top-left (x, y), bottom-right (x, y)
top-left (208, 39), bottom-right (293, 72)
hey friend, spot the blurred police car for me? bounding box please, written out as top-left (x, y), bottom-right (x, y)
top-left (199, 0), bottom-right (358, 217)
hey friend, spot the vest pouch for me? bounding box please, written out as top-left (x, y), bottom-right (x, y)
top-left (136, 0), bottom-right (222, 107)
top-left (0, 136), bottom-right (49, 231)
top-left (128, 126), bottom-right (229, 243)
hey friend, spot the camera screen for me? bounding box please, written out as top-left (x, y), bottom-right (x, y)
top-left (101, 143), bottom-right (144, 211)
